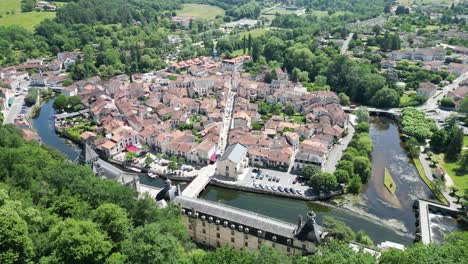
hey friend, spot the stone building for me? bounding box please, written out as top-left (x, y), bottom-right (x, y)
top-left (216, 143), bottom-right (248, 180)
top-left (174, 195), bottom-right (325, 255)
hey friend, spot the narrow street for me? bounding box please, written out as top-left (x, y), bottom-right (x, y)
top-left (323, 124), bottom-right (355, 173)
top-left (217, 84), bottom-right (236, 155)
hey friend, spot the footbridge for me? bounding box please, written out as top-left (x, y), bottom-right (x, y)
top-left (415, 199), bottom-right (462, 245)
top-left (182, 164), bottom-right (216, 198)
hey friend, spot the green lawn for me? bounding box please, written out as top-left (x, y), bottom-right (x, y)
top-left (0, 0), bottom-right (56, 30)
top-left (384, 168), bottom-right (397, 195)
top-left (238, 28), bottom-right (269, 38)
top-left (413, 158), bottom-right (449, 205)
top-left (177, 4), bottom-right (224, 20)
top-left (464, 136), bottom-right (468, 148)
top-left (434, 153), bottom-right (468, 196)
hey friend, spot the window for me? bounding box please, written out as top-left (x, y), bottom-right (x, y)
top-left (244, 234), bottom-right (248, 240)
top-left (244, 242), bottom-right (248, 247)
top-left (302, 244), bottom-right (306, 250)
top-left (217, 233), bottom-right (220, 238)
top-left (188, 225), bottom-right (192, 230)
top-left (287, 247), bottom-right (291, 253)
top-left (202, 222), bottom-right (206, 227)
top-left (216, 241), bottom-right (220, 247)
top-left (202, 229), bottom-right (206, 234)
top-left (272, 243), bottom-right (275, 248)
top-left (225, 166), bottom-right (229, 171)
top-left (216, 226), bottom-right (220, 231)
top-left (258, 239), bottom-right (262, 244)
top-left (231, 238), bottom-right (235, 243)
top-left (231, 230), bottom-right (235, 236)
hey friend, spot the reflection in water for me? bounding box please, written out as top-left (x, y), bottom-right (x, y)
top-left (429, 213), bottom-right (461, 243)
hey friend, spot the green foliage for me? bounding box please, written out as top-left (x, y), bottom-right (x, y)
top-left (338, 92), bottom-right (350, 106)
top-left (371, 87), bottom-right (400, 108)
top-left (353, 156), bottom-right (371, 183)
top-left (440, 97), bottom-right (455, 108)
top-left (401, 108), bottom-right (437, 141)
top-left (308, 172), bottom-right (338, 192)
top-left (354, 107), bottom-right (369, 123)
top-left (252, 121), bottom-right (263, 131)
top-left (355, 122), bottom-right (370, 133)
top-left (92, 203), bottom-right (131, 246)
top-left (334, 169), bottom-right (350, 184)
top-left (125, 151), bottom-right (137, 161)
top-left (48, 218), bottom-right (112, 264)
top-left (21, 0), bottom-right (36, 13)
top-left (356, 230), bottom-right (374, 246)
top-left (301, 165), bottom-right (320, 180)
top-left (348, 175), bottom-right (362, 194)
top-left (323, 216), bottom-right (355, 242)
top-left (430, 129), bottom-right (448, 153)
top-left (144, 155), bottom-right (153, 166)
top-left (446, 127), bottom-right (464, 161)
top-left (24, 88), bottom-right (39, 106)
top-left (406, 137), bottom-right (421, 158)
top-left (380, 232), bottom-right (468, 264)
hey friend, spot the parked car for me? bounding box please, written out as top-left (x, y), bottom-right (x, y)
top-left (278, 186), bottom-right (283, 192)
top-left (271, 186), bottom-right (277, 191)
top-left (259, 184), bottom-right (264, 189)
top-left (284, 188), bottom-right (289, 193)
top-left (296, 190), bottom-right (302, 195)
top-left (290, 187), bottom-right (295, 193)
top-left (276, 177), bottom-right (280, 183)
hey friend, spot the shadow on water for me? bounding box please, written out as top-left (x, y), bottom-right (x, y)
top-left (32, 99), bottom-right (81, 161)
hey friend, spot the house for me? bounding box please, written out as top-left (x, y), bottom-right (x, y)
top-left (417, 82), bottom-right (438, 97)
top-left (447, 85), bottom-right (468, 109)
top-left (222, 56), bottom-right (252, 71)
top-left (216, 143), bottom-right (248, 180)
top-left (0, 87), bottom-right (13, 111)
top-left (97, 126), bottom-right (139, 157)
top-left (61, 85), bottom-right (78, 97)
top-left (30, 74), bottom-right (48, 87)
top-left (381, 59), bottom-right (395, 69)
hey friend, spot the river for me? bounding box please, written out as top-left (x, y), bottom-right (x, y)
top-left (32, 101), bottom-right (420, 245)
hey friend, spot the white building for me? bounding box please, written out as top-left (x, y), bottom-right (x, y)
top-left (216, 143), bottom-right (248, 180)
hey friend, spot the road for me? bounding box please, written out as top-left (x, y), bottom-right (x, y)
top-left (340, 33), bottom-right (354, 55)
top-left (418, 71), bottom-right (468, 112)
top-left (323, 123), bottom-right (355, 173)
top-left (3, 95), bottom-right (25, 124)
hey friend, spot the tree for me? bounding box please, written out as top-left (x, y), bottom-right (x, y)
top-left (430, 129), bottom-right (448, 153)
top-left (459, 95), bottom-right (468, 114)
top-left (0, 202), bottom-right (34, 264)
top-left (371, 88), bottom-right (400, 108)
top-left (336, 160), bottom-right (354, 177)
top-left (323, 216), bottom-right (355, 242)
top-left (338, 92), bottom-right (351, 106)
top-left (433, 179), bottom-right (446, 193)
top-left (48, 219), bottom-right (112, 264)
top-left (92, 203), bottom-right (131, 246)
top-left (356, 231), bottom-right (374, 246)
top-left (440, 97), bottom-right (455, 108)
top-left (283, 104), bottom-right (295, 116)
top-left (353, 156), bottom-right (371, 183)
top-left (125, 151), bottom-right (137, 161)
top-left (355, 106), bottom-right (369, 123)
top-left (168, 161), bottom-right (177, 171)
top-left (458, 151), bottom-right (468, 173)
top-left (348, 176), bottom-right (361, 194)
top-left (406, 137), bottom-right (421, 158)
top-left (334, 169), bottom-right (350, 184)
top-left (445, 127), bottom-right (463, 161)
top-left (144, 155), bottom-right (153, 166)
top-left (308, 172), bottom-right (338, 192)
top-left (355, 122), bottom-right (370, 133)
top-left (301, 165), bottom-right (319, 180)
top-left (53, 94), bottom-right (68, 110)
top-left (122, 223), bottom-right (184, 264)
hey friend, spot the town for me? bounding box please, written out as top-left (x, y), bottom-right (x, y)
top-left (0, 0), bottom-right (467, 263)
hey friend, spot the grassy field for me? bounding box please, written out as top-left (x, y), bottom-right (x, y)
top-left (384, 168), bottom-right (397, 195)
top-left (177, 4), bottom-right (224, 20)
top-left (238, 28), bottom-right (270, 38)
top-left (413, 158), bottom-right (449, 205)
top-left (464, 136), bottom-right (468, 148)
top-left (435, 153), bottom-right (467, 196)
top-left (0, 0), bottom-right (56, 30)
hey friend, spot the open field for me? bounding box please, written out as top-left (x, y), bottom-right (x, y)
top-left (384, 168), bottom-right (397, 194)
top-left (177, 4), bottom-right (224, 20)
top-left (0, 0), bottom-right (56, 30)
top-left (238, 28), bottom-right (270, 38)
top-left (435, 153), bottom-right (467, 196)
